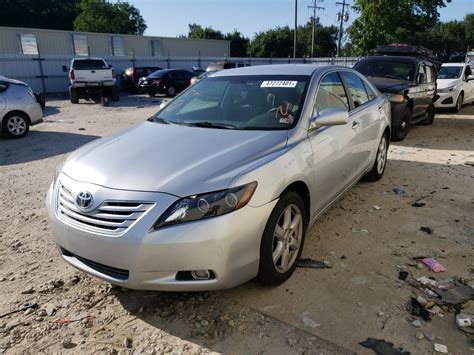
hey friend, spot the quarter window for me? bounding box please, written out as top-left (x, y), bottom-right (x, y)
top-left (314, 72), bottom-right (349, 114)
top-left (339, 71), bottom-right (370, 108)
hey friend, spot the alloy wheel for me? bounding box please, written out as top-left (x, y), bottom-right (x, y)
top-left (7, 116), bottom-right (27, 136)
top-left (272, 204), bottom-right (303, 273)
top-left (376, 136), bottom-right (388, 175)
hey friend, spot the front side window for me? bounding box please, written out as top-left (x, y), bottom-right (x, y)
top-left (19, 34), bottom-right (38, 55)
top-left (340, 71), bottom-right (370, 108)
top-left (153, 75), bottom-right (309, 130)
top-left (313, 72), bottom-right (349, 115)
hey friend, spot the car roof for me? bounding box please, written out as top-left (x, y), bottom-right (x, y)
top-left (72, 57), bottom-right (105, 61)
top-left (360, 55), bottom-right (421, 63)
top-left (211, 64), bottom-right (335, 77)
top-left (0, 76), bottom-right (27, 86)
top-left (441, 63), bottom-right (467, 67)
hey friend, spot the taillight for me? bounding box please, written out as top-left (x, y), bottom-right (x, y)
top-left (131, 67), bottom-right (135, 80)
top-left (188, 79), bottom-right (192, 86)
top-left (69, 70), bottom-right (75, 80)
top-left (152, 79), bottom-right (161, 84)
top-left (112, 69), bottom-right (116, 79)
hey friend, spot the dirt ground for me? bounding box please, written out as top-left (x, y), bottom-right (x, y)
top-left (0, 95), bottom-right (473, 354)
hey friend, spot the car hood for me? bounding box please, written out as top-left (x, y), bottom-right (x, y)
top-left (436, 78), bottom-right (460, 89)
top-left (63, 121), bottom-right (288, 197)
top-left (365, 76), bottom-right (413, 93)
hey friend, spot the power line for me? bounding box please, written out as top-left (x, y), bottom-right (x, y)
top-left (336, 0), bottom-right (350, 57)
top-left (294, 0), bottom-right (298, 58)
top-left (308, 0), bottom-right (325, 58)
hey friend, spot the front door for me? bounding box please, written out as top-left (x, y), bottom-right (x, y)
top-left (307, 71), bottom-right (356, 216)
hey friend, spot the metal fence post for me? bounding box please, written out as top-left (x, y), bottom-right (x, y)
top-left (34, 45), bottom-right (47, 94)
top-left (167, 51), bottom-right (170, 69)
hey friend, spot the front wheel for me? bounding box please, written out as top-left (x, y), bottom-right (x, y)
top-left (111, 86), bottom-right (120, 101)
top-left (364, 133), bottom-right (389, 182)
top-left (257, 191), bottom-right (307, 285)
top-left (420, 103), bottom-right (435, 125)
top-left (454, 92), bottom-right (463, 113)
top-left (391, 107), bottom-right (411, 141)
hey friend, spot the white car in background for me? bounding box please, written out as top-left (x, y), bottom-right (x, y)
top-left (436, 63), bottom-right (474, 112)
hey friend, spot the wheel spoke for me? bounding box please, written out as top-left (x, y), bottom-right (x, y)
top-left (290, 213), bottom-right (301, 232)
top-left (274, 225), bottom-right (285, 240)
top-left (280, 247), bottom-right (290, 270)
top-left (272, 242), bottom-right (284, 264)
top-left (282, 207), bottom-right (292, 230)
top-left (289, 237), bottom-right (300, 250)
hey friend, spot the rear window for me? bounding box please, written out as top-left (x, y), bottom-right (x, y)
top-left (149, 70), bottom-right (168, 78)
top-left (72, 60), bottom-right (108, 70)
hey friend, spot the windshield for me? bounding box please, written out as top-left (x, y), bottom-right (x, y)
top-left (438, 66), bottom-right (462, 79)
top-left (152, 75), bottom-right (309, 130)
top-left (355, 60), bottom-right (416, 81)
top-left (72, 60), bottom-right (107, 70)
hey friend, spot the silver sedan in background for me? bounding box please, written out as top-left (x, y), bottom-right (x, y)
top-left (46, 65), bottom-right (391, 291)
top-left (0, 76), bottom-right (43, 138)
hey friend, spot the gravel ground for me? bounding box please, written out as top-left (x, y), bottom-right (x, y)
top-left (0, 95), bottom-right (473, 354)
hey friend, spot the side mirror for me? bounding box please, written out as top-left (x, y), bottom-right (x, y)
top-left (62, 65), bottom-right (68, 72)
top-left (108, 64), bottom-right (113, 69)
top-left (310, 108), bottom-right (349, 129)
top-left (417, 73), bottom-right (425, 84)
top-left (467, 75), bottom-right (474, 82)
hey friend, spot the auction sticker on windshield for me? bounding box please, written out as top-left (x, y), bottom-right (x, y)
top-left (261, 81), bottom-right (298, 88)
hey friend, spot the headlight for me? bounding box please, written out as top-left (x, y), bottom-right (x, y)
top-left (152, 182), bottom-right (258, 229)
top-left (386, 94), bottom-right (405, 103)
top-left (438, 85), bottom-right (457, 93)
top-left (53, 162), bottom-right (64, 186)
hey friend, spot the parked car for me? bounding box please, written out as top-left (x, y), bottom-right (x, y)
top-left (190, 70), bottom-right (219, 85)
top-left (138, 69), bottom-right (193, 97)
top-left (47, 64), bottom-right (390, 291)
top-left (354, 44), bottom-right (438, 141)
top-left (63, 57), bottom-right (119, 104)
top-left (206, 61), bottom-right (248, 71)
top-left (435, 63), bottom-right (474, 112)
top-left (121, 66), bottom-right (162, 93)
top-left (0, 76), bottom-right (43, 138)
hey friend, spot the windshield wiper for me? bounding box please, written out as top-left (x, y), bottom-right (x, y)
top-left (148, 116), bottom-right (171, 124)
top-left (186, 121), bottom-right (239, 129)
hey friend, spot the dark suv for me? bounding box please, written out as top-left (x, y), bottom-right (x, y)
top-left (121, 66), bottom-right (162, 92)
top-left (354, 45), bottom-right (438, 141)
top-left (138, 69), bottom-right (193, 97)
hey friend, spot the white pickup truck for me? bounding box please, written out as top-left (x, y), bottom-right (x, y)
top-left (63, 57), bottom-right (120, 104)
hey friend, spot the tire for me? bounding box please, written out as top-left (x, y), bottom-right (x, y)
top-left (257, 191), bottom-right (308, 285)
top-left (69, 86), bottom-right (79, 104)
top-left (2, 112), bottom-right (30, 138)
top-left (454, 92), bottom-right (463, 113)
top-left (111, 86), bottom-right (120, 101)
top-left (364, 133), bottom-right (389, 182)
top-left (391, 107), bottom-right (411, 141)
top-left (167, 86), bottom-right (176, 97)
top-left (420, 103), bottom-right (435, 125)
top-left (147, 90), bottom-right (156, 97)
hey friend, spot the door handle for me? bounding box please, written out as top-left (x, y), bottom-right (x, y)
top-left (352, 121), bottom-right (360, 129)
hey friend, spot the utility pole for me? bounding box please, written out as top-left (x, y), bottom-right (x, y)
top-left (294, 0), bottom-right (298, 58)
top-left (336, 0), bottom-right (349, 57)
top-left (308, 0), bottom-right (325, 58)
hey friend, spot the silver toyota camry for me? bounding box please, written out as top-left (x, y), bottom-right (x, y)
top-left (46, 65), bottom-right (390, 291)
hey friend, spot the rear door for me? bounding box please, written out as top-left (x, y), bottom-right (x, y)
top-left (307, 71), bottom-right (356, 214)
top-left (339, 70), bottom-right (381, 179)
top-left (464, 65), bottom-right (474, 102)
top-left (0, 83), bottom-right (7, 116)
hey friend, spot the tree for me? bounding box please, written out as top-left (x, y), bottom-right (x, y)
top-left (74, 0), bottom-right (146, 35)
top-left (0, 0), bottom-right (81, 30)
top-left (186, 24), bottom-right (224, 40)
top-left (248, 26), bottom-right (294, 58)
top-left (297, 19), bottom-right (338, 57)
top-left (225, 30), bottom-right (250, 57)
top-left (348, 0), bottom-right (452, 55)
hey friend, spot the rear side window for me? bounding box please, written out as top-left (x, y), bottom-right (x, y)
top-left (314, 72), bottom-right (349, 114)
top-left (362, 81), bottom-right (377, 100)
top-left (149, 70), bottom-right (167, 78)
top-left (72, 60), bottom-right (107, 70)
top-left (0, 82), bottom-right (9, 93)
top-left (340, 72), bottom-right (370, 108)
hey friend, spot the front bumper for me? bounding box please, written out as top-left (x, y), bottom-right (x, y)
top-left (435, 91), bottom-right (457, 108)
top-left (46, 174), bottom-right (276, 291)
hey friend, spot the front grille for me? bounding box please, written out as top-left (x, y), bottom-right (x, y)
top-left (56, 182), bottom-right (153, 235)
top-left (61, 247), bottom-right (129, 280)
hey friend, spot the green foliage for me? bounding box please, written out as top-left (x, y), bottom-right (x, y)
top-left (348, 0), bottom-right (452, 55)
top-left (73, 0), bottom-right (146, 35)
top-left (297, 19), bottom-right (338, 57)
top-left (186, 23), bottom-right (224, 40)
top-left (248, 26), bottom-right (294, 58)
top-left (0, 0), bottom-right (81, 30)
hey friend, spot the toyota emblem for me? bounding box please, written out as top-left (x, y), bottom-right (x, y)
top-left (76, 191), bottom-right (93, 209)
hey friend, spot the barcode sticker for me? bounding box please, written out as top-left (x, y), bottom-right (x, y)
top-left (261, 80), bottom-right (298, 88)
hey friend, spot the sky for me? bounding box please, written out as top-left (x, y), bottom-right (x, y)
top-left (123, 0), bottom-right (474, 39)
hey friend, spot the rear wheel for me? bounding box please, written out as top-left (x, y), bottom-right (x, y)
top-left (147, 90), bottom-right (156, 97)
top-left (364, 133), bottom-right (389, 182)
top-left (69, 86), bottom-right (79, 104)
top-left (111, 86), bottom-right (120, 101)
top-left (2, 112), bottom-right (30, 138)
top-left (454, 92), bottom-right (463, 113)
top-left (420, 103), bottom-right (435, 125)
top-left (391, 107), bottom-right (411, 141)
top-left (257, 191), bottom-right (307, 285)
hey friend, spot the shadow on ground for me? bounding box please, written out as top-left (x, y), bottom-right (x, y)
top-left (0, 130), bottom-right (99, 166)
